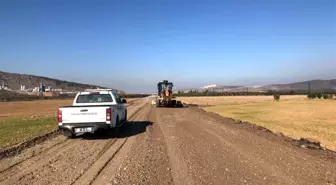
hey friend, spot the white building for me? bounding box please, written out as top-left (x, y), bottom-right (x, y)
top-left (201, 84), bottom-right (217, 89)
top-left (32, 87), bottom-right (40, 92)
top-left (52, 88), bottom-right (63, 92)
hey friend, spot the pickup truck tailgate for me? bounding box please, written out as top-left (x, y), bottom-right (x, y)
top-left (60, 106), bottom-right (109, 123)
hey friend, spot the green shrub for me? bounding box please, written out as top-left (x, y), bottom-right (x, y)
top-left (273, 93), bottom-right (280, 101)
top-left (323, 94), bottom-right (329, 99)
top-left (308, 93), bottom-right (317, 99)
top-left (316, 93), bottom-right (322, 99)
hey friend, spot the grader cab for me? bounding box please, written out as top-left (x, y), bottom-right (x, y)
top-left (155, 80), bottom-right (183, 107)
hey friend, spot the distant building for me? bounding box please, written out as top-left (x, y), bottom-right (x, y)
top-left (52, 88), bottom-right (63, 92)
top-left (0, 80), bottom-right (9, 90)
top-left (201, 84), bottom-right (217, 89)
top-left (45, 86), bottom-right (53, 92)
top-left (32, 87), bottom-right (40, 92)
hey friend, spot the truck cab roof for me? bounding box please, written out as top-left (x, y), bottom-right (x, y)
top-left (82, 89), bottom-right (118, 94)
top-left (79, 91), bottom-right (117, 95)
top-left (73, 90), bottom-right (119, 106)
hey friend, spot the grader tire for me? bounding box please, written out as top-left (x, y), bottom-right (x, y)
top-left (176, 101), bottom-right (183, 107)
top-left (156, 99), bottom-right (160, 107)
top-left (171, 100), bottom-right (177, 107)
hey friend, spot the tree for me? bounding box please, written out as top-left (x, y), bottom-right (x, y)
top-left (307, 94), bottom-right (312, 99)
top-left (323, 94), bottom-right (329, 99)
top-left (273, 93), bottom-right (280, 101)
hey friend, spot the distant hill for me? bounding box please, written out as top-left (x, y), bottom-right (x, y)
top-left (256, 79), bottom-right (336, 92)
top-left (178, 79), bottom-right (336, 93)
top-left (0, 71), bottom-right (124, 93)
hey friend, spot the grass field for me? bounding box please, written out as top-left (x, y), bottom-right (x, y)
top-left (0, 98), bottom-right (139, 150)
top-left (182, 96), bottom-right (336, 150)
top-left (178, 95), bottom-right (307, 106)
top-left (0, 117), bottom-right (57, 149)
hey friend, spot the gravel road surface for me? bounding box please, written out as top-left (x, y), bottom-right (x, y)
top-left (0, 98), bottom-right (335, 185)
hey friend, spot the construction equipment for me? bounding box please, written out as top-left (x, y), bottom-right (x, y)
top-left (154, 80), bottom-right (183, 107)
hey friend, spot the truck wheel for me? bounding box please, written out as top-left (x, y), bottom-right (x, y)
top-left (63, 129), bottom-right (75, 138)
top-left (119, 112), bottom-right (127, 130)
top-left (124, 111), bottom-right (127, 123)
top-left (114, 116), bottom-right (119, 137)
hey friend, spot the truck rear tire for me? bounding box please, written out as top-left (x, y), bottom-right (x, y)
top-left (63, 129), bottom-right (75, 138)
top-left (124, 111), bottom-right (127, 123)
top-left (114, 116), bottom-right (119, 137)
top-left (119, 112), bottom-right (126, 130)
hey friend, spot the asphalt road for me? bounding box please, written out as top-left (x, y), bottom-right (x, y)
top-left (0, 98), bottom-right (335, 185)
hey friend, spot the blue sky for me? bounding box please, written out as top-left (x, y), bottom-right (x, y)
top-left (0, 0), bottom-right (335, 93)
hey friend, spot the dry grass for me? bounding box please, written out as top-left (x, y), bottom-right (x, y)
top-left (201, 98), bottom-right (336, 150)
top-left (0, 98), bottom-right (139, 120)
top-left (179, 95), bottom-right (306, 106)
top-left (0, 99), bottom-right (73, 120)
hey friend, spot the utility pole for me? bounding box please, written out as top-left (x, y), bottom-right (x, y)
top-left (308, 82), bottom-right (311, 94)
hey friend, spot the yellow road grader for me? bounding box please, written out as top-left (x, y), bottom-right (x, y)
top-left (153, 80), bottom-right (183, 107)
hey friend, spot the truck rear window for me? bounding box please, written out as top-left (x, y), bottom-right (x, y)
top-left (76, 94), bottom-right (113, 103)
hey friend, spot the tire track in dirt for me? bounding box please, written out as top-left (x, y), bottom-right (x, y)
top-left (72, 100), bottom-right (151, 185)
top-left (0, 97), bottom-right (151, 185)
top-left (71, 138), bottom-right (128, 185)
top-left (154, 108), bottom-right (195, 185)
top-left (0, 138), bottom-right (79, 182)
top-left (0, 138), bottom-right (110, 184)
top-left (100, 102), bottom-right (173, 185)
top-left (0, 137), bottom-right (69, 173)
top-left (90, 102), bottom-right (153, 185)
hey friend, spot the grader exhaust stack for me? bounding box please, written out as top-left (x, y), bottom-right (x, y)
top-left (154, 80), bottom-right (183, 107)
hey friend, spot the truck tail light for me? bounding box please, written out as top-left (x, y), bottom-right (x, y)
top-left (58, 110), bottom-right (62, 123)
top-left (106, 108), bottom-right (111, 122)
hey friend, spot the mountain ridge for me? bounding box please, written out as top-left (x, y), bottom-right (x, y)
top-left (0, 71), bottom-right (124, 93)
top-left (178, 79), bottom-right (336, 93)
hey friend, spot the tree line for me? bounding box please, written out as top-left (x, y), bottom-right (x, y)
top-left (0, 90), bottom-right (150, 102)
top-left (175, 90), bottom-right (336, 97)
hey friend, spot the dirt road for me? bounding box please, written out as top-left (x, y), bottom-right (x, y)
top-left (0, 98), bottom-right (335, 185)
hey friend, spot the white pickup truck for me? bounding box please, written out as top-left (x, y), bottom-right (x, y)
top-left (57, 90), bottom-right (127, 138)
